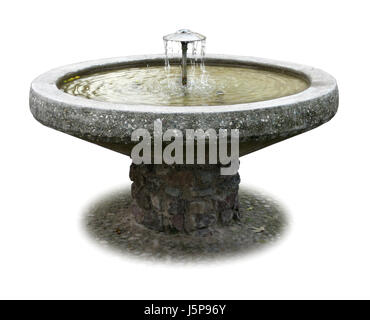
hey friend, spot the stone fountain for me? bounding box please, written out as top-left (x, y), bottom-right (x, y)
top-left (30, 30), bottom-right (338, 254)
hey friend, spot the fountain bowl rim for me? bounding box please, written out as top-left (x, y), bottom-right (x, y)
top-left (30, 54), bottom-right (338, 155)
top-left (30, 54), bottom-right (337, 114)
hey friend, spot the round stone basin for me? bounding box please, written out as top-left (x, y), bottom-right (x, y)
top-left (30, 54), bottom-right (338, 157)
top-left (30, 55), bottom-right (338, 237)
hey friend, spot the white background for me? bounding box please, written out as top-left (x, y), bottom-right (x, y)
top-left (1, 0), bottom-right (369, 299)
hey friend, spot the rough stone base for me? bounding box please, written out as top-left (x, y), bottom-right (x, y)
top-left (129, 164), bottom-right (240, 233)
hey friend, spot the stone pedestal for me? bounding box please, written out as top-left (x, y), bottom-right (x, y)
top-left (129, 163), bottom-right (240, 233)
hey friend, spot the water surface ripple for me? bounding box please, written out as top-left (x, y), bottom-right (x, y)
top-left (61, 66), bottom-right (308, 106)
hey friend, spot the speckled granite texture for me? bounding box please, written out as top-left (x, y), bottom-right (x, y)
top-left (29, 55), bottom-right (339, 157)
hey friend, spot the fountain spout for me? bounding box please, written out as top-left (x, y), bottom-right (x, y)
top-left (163, 29), bottom-right (206, 86)
top-left (181, 41), bottom-right (188, 85)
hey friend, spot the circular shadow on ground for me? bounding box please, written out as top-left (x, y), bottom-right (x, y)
top-left (83, 187), bottom-right (288, 262)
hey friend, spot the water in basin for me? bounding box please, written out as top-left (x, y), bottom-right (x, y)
top-left (60, 65), bottom-right (309, 106)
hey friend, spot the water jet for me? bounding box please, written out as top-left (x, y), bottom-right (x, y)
top-left (163, 29), bottom-right (206, 86)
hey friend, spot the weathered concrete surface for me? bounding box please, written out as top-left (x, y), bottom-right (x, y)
top-left (29, 55), bottom-right (339, 157)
